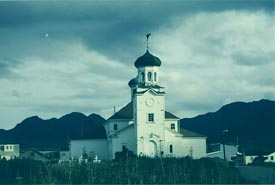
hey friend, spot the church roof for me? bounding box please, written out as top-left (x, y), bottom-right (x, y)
top-left (180, 129), bottom-right (206, 137)
top-left (128, 77), bottom-right (138, 87)
top-left (137, 84), bottom-right (164, 89)
top-left (108, 101), bottom-right (179, 120)
top-left (135, 50), bottom-right (161, 68)
top-left (165, 111), bottom-right (179, 119)
top-left (108, 102), bottom-right (133, 120)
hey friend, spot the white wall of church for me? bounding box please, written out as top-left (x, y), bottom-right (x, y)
top-left (110, 126), bottom-right (136, 159)
top-left (134, 91), bottom-right (166, 156)
top-left (164, 130), bottom-right (184, 157)
top-left (137, 136), bottom-right (165, 157)
top-left (70, 139), bottom-right (108, 160)
top-left (165, 119), bottom-right (179, 132)
top-left (164, 129), bottom-right (206, 158)
top-left (105, 120), bottom-right (133, 137)
top-left (180, 138), bottom-right (206, 159)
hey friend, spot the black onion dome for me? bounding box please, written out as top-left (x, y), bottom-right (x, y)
top-left (128, 77), bottom-right (138, 87)
top-left (134, 50), bottom-right (161, 68)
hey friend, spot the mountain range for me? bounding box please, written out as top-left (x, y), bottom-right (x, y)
top-left (0, 99), bottom-right (275, 154)
top-left (0, 113), bottom-right (106, 151)
top-left (180, 99), bottom-right (275, 154)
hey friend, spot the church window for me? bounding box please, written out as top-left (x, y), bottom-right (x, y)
top-left (169, 144), bottom-right (173, 153)
top-left (171, 123), bottom-right (175, 130)
top-left (148, 72), bottom-right (152, 81)
top-left (114, 124), bottom-right (118, 131)
top-left (154, 72), bottom-right (157, 81)
top-left (148, 113), bottom-right (154, 122)
top-left (141, 72), bottom-right (145, 82)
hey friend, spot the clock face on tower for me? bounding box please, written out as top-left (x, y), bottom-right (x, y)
top-left (146, 98), bottom-right (154, 107)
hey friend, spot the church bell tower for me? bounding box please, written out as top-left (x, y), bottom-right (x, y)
top-left (128, 35), bottom-right (166, 157)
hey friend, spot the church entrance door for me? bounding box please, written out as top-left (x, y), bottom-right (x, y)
top-left (146, 141), bottom-right (157, 157)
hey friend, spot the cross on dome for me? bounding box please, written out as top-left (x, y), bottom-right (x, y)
top-left (145, 33), bottom-right (151, 51)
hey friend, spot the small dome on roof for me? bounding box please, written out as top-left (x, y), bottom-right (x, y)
top-left (128, 77), bottom-right (138, 87)
top-left (134, 50), bottom-right (161, 68)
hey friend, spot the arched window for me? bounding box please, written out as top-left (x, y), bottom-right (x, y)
top-left (154, 72), bottom-right (157, 81)
top-left (148, 72), bottom-right (152, 81)
top-left (141, 72), bottom-right (145, 82)
top-left (114, 124), bottom-right (118, 131)
top-left (169, 144), bottom-right (173, 153)
top-left (171, 123), bottom-right (175, 130)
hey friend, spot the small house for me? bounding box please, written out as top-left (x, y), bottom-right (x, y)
top-left (0, 144), bottom-right (20, 160)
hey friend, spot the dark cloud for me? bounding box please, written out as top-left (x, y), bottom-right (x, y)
top-left (0, 1), bottom-right (272, 26)
top-left (0, 1), bottom-right (273, 63)
top-left (232, 52), bottom-right (275, 66)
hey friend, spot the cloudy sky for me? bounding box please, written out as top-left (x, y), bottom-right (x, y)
top-left (0, 1), bottom-right (274, 129)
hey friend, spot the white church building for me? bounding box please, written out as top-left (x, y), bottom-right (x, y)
top-left (70, 46), bottom-right (207, 161)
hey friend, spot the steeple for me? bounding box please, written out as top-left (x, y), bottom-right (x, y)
top-left (134, 33), bottom-right (161, 68)
top-left (128, 34), bottom-right (164, 99)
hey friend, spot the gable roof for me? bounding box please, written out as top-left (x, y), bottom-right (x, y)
top-left (134, 88), bottom-right (165, 97)
top-left (180, 129), bottom-right (206, 137)
top-left (108, 102), bottom-right (133, 120)
top-left (108, 101), bottom-right (179, 120)
top-left (165, 111), bottom-right (179, 119)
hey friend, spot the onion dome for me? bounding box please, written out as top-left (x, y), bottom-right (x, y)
top-left (128, 77), bottom-right (138, 87)
top-left (134, 50), bottom-right (161, 68)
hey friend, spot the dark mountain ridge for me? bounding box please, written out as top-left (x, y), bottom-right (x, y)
top-left (0, 112), bottom-right (106, 151)
top-left (180, 99), bottom-right (275, 154)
